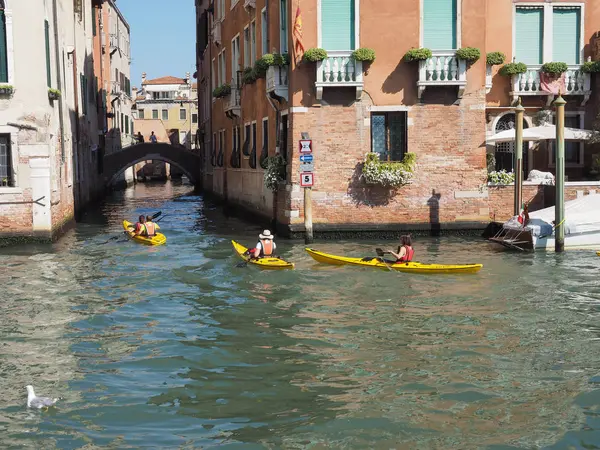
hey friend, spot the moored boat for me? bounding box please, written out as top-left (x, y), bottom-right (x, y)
top-left (123, 220), bottom-right (167, 246)
top-left (231, 240), bottom-right (294, 270)
top-left (305, 248), bottom-right (482, 274)
top-left (489, 194), bottom-right (600, 251)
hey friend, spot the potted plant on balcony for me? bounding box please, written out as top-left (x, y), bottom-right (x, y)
top-left (361, 152), bottom-right (416, 187)
top-left (499, 62), bottom-right (527, 77)
top-left (486, 52), bottom-right (506, 67)
top-left (455, 47), bottom-right (481, 64)
top-left (212, 83), bottom-right (231, 98)
top-left (48, 88), bottom-right (61, 101)
top-left (242, 67), bottom-right (257, 85)
top-left (403, 48), bottom-right (432, 63)
top-left (541, 62), bottom-right (569, 75)
top-left (0, 84), bottom-right (13, 96)
top-left (303, 48), bottom-right (328, 63)
top-left (351, 48), bottom-right (376, 74)
top-left (582, 60), bottom-right (600, 73)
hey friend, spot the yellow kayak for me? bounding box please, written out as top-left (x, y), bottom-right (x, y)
top-left (597, 251), bottom-right (600, 256)
top-left (232, 240), bottom-right (294, 270)
top-left (123, 220), bottom-right (167, 246)
top-left (305, 248), bottom-right (482, 274)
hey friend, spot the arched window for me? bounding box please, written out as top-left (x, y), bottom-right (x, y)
top-left (494, 113), bottom-right (529, 173)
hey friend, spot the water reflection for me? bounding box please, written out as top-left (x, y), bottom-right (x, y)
top-left (1, 182), bottom-right (600, 448)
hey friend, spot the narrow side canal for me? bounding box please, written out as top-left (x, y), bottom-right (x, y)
top-left (1, 181), bottom-right (599, 449)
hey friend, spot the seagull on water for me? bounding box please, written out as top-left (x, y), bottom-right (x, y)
top-left (26, 385), bottom-right (59, 409)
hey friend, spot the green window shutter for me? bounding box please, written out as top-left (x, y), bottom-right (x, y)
top-left (423, 0), bottom-right (457, 50)
top-left (45, 20), bottom-right (52, 87)
top-left (515, 8), bottom-right (543, 65)
top-left (321, 0), bottom-right (355, 51)
top-left (92, 6), bottom-right (97, 36)
top-left (125, 116), bottom-right (129, 134)
top-left (553, 8), bottom-right (580, 65)
top-left (0, 11), bottom-right (7, 83)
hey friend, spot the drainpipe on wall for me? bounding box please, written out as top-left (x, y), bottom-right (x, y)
top-left (51, 0), bottom-right (65, 165)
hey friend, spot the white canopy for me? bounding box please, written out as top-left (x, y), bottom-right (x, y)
top-left (487, 123), bottom-right (595, 144)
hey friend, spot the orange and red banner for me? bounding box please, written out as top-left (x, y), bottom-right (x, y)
top-left (293, 5), bottom-right (305, 64)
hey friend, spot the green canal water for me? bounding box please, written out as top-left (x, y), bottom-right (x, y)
top-left (2, 182), bottom-right (600, 449)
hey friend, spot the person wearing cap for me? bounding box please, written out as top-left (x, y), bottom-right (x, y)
top-left (251, 230), bottom-right (277, 259)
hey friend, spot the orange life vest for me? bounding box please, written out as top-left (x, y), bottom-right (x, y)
top-left (398, 245), bottom-right (414, 262)
top-left (144, 222), bottom-right (156, 237)
top-left (260, 239), bottom-right (273, 256)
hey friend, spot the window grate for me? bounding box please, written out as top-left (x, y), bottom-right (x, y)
top-left (0, 135), bottom-right (13, 187)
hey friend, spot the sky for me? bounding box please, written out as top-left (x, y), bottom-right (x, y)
top-left (116, 0), bottom-right (196, 87)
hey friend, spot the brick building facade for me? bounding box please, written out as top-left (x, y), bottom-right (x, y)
top-left (195, 0), bottom-right (600, 236)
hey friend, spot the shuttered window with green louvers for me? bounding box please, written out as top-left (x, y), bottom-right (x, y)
top-left (45, 20), bottom-right (51, 87)
top-left (0, 11), bottom-right (8, 83)
top-left (515, 7), bottom-right (544, 65)
top-left (553, 7), bottom-right (580, 65)
top-left (423, 0), bottom-right (457, 50)
top-left (321, 0), bottom-right (355, 51)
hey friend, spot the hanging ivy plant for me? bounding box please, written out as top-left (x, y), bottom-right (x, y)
top-left (403, 48), bottom-right (432, 62)
top-left (48, 88), bottom-right (62, 100)
top-left (303, 48), bottom-right (328, 63)
top-left (486, 52), bottom-right (506, 66)
top-left (455, 47), bottom-right (481, 63)
top-left (499, 62), bottom-right (528, 77)
top-left (263, 155), bottom-right (286, 191)
top-left (362, 152), bottom-right (416, 187)
top-left (351, 48), bottom-right (376, 63)
top-left (541, 62), bottom-right (569, 74)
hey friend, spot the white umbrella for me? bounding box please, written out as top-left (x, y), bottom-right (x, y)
top-left (486, 128), bottom-right (544, 144)
top-left (487, 123), bottom-right (596, 144)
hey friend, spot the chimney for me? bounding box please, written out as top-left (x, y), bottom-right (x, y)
top-left (141, 72), bottom-right (147, 83)
top-left (185, 72), bottom-right (190, 83)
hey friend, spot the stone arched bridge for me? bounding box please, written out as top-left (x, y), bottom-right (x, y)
top-left (103, 143), bottom-right (201, 187)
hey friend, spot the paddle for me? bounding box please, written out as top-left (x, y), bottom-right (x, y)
top-left (99, 211), bottom-right (162, 244)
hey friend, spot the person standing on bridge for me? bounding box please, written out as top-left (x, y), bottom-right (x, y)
top-left (150, 131), bottom-right (157, 143)
top-left (136, 131), bottom-right (144, 143)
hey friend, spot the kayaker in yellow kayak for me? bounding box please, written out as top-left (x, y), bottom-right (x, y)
top-left (386, 235), bottom-right (414, 263)
top-left (145, 215), bottom-right (160, 237)
top-left (132, 215), bottom-right (159, 237)
top-left (246, 230), bottom-right (277, 259)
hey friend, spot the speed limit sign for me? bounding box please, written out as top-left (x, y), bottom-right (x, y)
top-left (300, 172), bottom-right (314, 187)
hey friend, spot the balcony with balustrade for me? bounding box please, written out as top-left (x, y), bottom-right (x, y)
top-left (315, 51), bottom-right (363, 101)
top-left (224, 81), bottom-right (241, 118)
top-left (417, 51), bottom-right (467, 101)
top-left (266, 66), bottom-right (288, 101)
top-left (511, 65), bottom-right (591, 106)
top-left (211, 19), bottom-right (222, 46)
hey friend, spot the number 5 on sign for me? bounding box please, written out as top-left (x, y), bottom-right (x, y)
top-left (300, 172), bottom-right (314, 187)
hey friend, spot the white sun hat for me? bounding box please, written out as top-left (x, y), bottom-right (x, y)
top-left (259, 230), bottom-right (273, 240)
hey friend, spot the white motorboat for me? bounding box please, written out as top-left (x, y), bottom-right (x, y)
top-left (489, 194), bottom-right (600, 251)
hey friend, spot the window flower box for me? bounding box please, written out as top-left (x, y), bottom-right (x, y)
top-left (48, 88), bottom-right (61, 101)
top-left (0, 85), bottom-right (13, 95)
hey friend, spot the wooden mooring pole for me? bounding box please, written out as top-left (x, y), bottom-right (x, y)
top-left (554, 93), bottom-right (566, 253)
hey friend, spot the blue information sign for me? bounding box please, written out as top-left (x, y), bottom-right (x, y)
top-left (299, 154), bottom-right (313, 163)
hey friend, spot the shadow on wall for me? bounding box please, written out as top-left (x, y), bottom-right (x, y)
top-left (382, 59), bottom-right (418, 104)
top-left (347, 162), bottom-right (399, 207)
top-left (427, 189), bottom-right (441, 236)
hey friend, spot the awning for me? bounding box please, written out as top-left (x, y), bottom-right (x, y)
top-left (487, 123), bottom-right (596, 144)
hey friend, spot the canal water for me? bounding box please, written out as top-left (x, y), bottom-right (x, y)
top-left (1, 182), bottom-right (600, 449)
